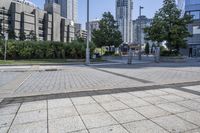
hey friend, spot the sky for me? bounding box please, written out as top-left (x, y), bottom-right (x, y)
top-left (31, 0), bottom-right (163, 29)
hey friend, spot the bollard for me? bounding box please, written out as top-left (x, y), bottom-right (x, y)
top-left (127, 49), bottom-right (133, 64)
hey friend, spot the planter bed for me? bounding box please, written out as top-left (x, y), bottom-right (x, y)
top-left (160, 56), bottom-right (187, 63)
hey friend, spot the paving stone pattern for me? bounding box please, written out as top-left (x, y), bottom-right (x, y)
top-left (0, 72), bottom-right (20, 87)
top-left (1, 86), bottom-right (200, 133)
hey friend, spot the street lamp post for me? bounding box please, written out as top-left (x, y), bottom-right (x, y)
top-left (86, 0), bottom-right (90, 64)
top-left (138, 6), bottom-right (144, 61)
top-left (2, 7), bottom-right (5, 35)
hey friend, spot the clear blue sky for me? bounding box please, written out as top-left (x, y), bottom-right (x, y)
top-left (31, 0), bottom-right (163, 29)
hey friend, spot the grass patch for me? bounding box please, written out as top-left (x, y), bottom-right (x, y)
top-left (0, 59), bottom-right (81, 65)
top-left (0, 58), bottom-right (107, 65)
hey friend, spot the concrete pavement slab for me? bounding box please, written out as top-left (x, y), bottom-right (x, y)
top-left (48, 98), bottom-right (73, 108)
top-left (100, 101), bottom-right (129, 112)
top-left (71, 97), bottom-right (96, 105)
top-left (89, 125), bottom-right (128, 133)
top-left (0, 104), bottom-right (20, 116)
top-left (142, 96), bottom-right (169, 105)
top-left (152, 115), bottom-right (198, 133)
top-left (49, 116), bottom-right (86, 133)
top-left (159, 94), bottom-right (186, 102)
top-left (13, 110), bottom-right (47, 125)
top-left (194, 98), bottom-right (200, 103)
top-left (162, 88), bottom-right (200, 99)
top-left (157, 103), bottom-right (190, 113)
top-left (129, 91), bottom-right (154, 98)
top-left (48, 106), bottom-right (78, 120)
top-left (111, 93), bottom-right (137, 100)
top-left (176, 100), bottom-right (200, 110)
top-left (184, 128), bottom-right (200, 133)
top-left (8, 121), bottom-right (47, 133)
top-left (19, 100), bottom-right (46, 113)
top-left (134, 105), bottom-right (171, 119)
top-left (145, 90), bottom-right (169, 96)
top-left (70, 130), bottom-right (89, 133)
top-left (0, 114), bottom-right (15, 128)
top-left (92, 95), bottom-right (117, 103)
top-left (123, 119), bottom-right (168, 133)
top-left (75, 103), bottom-right (105, 115)
top-left (109, 109), bottom-right (145, 124)
top-left (0, 126), bottom-right (9, 133)
top-left (120, 98), bottom-right (151, 108)
top-left (176, 92), bottom-right (200, 100)
top-left (81, 112), bottom-right (117, 129)
top-left (177, 111), bottom-right (200, 126)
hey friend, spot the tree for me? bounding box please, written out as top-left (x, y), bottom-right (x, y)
top-left (8, 29), bottom-right (16, 40)
top-left (19, 31), bottom-right (26, 41)
top-left (144, 0), bottom-right (193, 54)
top-left (29, 30), bottom-right (37, 41)
top-left (145, 42), bottom-right (150, 55)
top-left (92, 12), bottom-right (122, 49)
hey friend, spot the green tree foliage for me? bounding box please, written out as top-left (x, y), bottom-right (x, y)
top-left (145, 42), bottom-right (150, 55)
top-left (144, 0), bottom-right (193, 54)
top-left (8, 29), bottom-right (16, 40)
top-left (19, 31), bottom-right (26, 41)
top-left (92, 12), bottom-right (123, 48)
top-left (29, 30), bottom-right (37, 41)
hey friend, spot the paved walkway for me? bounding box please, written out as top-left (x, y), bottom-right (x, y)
top-left (0, 62), bottom-right (200, 133)
top-left (1, 85), bottom-right (200, 133)
top-left (0, 62), bottom-right (200, 98)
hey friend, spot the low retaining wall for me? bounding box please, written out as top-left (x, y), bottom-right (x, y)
top-left (160, 56), bottom-right (187, 63)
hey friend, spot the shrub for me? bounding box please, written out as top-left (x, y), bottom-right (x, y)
top-left (104, 51), bottom-right (115, 56)
top-left (160, 50), bottom-right (180, 57)
top-left (0, 40), bottom-right (4, 59)
top-left (0, 40), bottom-right (96, 60)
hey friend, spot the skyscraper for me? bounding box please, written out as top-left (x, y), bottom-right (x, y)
top-left (177, 0), bottom-right (200, 57)
top-left (177, 0), bottom-right (185, 16)
top-left (45, 0), bottom-right (77, 22)
top-left (116, 0), bottom-right (133, 43)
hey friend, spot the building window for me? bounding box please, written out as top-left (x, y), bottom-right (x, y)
top-left (190, 11), bottom-right (200, 20)
top-left (187, 0), bottom-right (200, 5)
top-left (193, 26), bottom-right (200, 35)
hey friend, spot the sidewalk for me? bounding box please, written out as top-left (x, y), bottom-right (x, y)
top-left (0, 62), bottom-right (200, 132)
top-left (1, 84), bottom-right (200, 133)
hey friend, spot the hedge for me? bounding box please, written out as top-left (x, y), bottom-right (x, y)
top-left (0, 40), bottom-right (96, 60)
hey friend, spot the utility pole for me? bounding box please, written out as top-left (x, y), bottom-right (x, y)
top-left (86, 0), bottom-right (90, 64)
top-left (138, 6), bottom-right (144, 61)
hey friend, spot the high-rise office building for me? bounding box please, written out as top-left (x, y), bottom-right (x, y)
top-left (177, 0), bottom-right (200, 57)
top-left (116, 0), bottom-right (133, 43)
top-left (86, 20), bottom-right (100, 41)
top-left (45, 0), bottom-right (77, 23)
top-left (132, 16), bottom-right (152, 45)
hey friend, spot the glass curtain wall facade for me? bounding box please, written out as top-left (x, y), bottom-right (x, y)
top-left (177, 0), bottom-right (200, 57)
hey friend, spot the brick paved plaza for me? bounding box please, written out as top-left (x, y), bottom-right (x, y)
top-left (0, 62), bottom-right (200, 133)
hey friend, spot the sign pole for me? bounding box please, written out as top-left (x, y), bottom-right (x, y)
top-left (4, 33), bottom-right (8, 61)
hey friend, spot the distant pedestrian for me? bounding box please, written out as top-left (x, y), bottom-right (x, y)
top-left (189, 48), bottom-right (193, 57)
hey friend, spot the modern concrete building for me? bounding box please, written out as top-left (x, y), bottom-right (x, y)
top-left (86, 20), bottom-right (100, 41)
top-left (116, 0), bottom-right (133, 43)
top-left (45, 0), bottom-right (78, 23)
top-left (132, 16), bottom-right (152, 46)
top-left (177, 0), bottom-right (200, 56)
top-left (0, 0), bottom-right (75, 42)
top-left (74, 23), bottom-right (87, 40)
